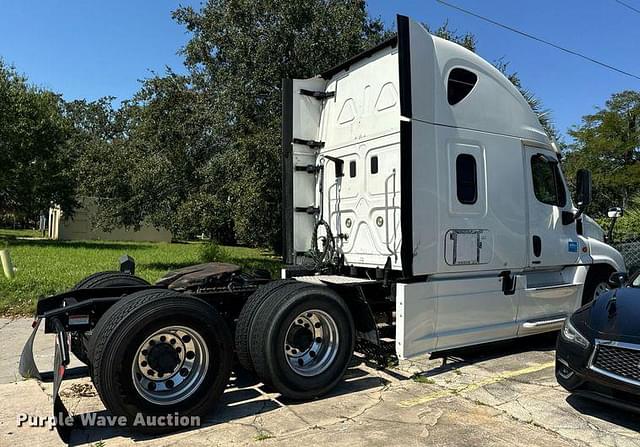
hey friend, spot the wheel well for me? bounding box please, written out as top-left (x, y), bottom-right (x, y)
top-left (588, 263), bottom-right (615, 281)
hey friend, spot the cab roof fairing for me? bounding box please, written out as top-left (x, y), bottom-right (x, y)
top-left (315, 16), bottom-right (552, 147)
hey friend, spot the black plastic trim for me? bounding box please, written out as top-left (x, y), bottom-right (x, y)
top-left (299, 89), bottom-right (335, 99)
top-left (292, 137), bottom-right (325, 149)
top-left (321, 36), bottom-right (398, 80)
top-left (400, 120), bottom-right (413, 277)
top-left (282, 78), bottom-right (294, 264)
top-left (397, 15), bottom-right (412, 118)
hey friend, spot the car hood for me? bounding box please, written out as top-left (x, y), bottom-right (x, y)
top-left (583, 287), bottom-right (640, 341)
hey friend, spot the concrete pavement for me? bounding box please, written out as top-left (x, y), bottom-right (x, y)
top-left (1, 318), bottom-right (639, 446)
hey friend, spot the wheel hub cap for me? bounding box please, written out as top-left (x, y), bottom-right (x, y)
top-left (132, 326), bottom-right (209, 405)
top-left (146, 343), bottom-right (180, 374)
top-left (284, 310), bottom-right (339, 377)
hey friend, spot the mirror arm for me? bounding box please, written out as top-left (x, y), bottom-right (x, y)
top-left (606, 216), bottom-right (618, 243)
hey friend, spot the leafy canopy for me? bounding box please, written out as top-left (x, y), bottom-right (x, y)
top-left (0, 60), bottom-right (76, 222)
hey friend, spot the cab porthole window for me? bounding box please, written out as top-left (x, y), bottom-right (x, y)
top-left (448, 68), bottom-right (477, 105)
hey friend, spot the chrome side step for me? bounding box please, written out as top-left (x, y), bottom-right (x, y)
top-left (522, 317), bottom-right (566, 329)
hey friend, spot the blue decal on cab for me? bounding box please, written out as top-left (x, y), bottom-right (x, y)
top-left (568, 241), bottom-right (578, 253)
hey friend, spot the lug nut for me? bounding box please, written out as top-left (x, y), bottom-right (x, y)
top-left (186, 351), bottom-right (195, 360)
top-left (160, 336), bottom-right (166, 342)
top-left (310, 351), bottom-right (316, 358)
top-left (315, 322), bottom-right (321, 328)
top-left (180, 368), bottom-right (189, 377)
top-left (170, 339), bottom-right (176, 345)
top-left (315, 337), bottom-right (322, 343)
top-left (141, 361), bottom-right (147, 367)
top-left (147, 369), bottom-right (155, 376)
top-left (142, 349), bottom-right (148, 356)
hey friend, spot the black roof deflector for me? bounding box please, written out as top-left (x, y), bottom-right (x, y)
top-left (320, 35), bottom-right (398, 80)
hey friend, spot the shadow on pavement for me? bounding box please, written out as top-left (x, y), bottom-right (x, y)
top-left (566, 393), bottom-right (640, 431)
top-left (418, 331), bottom-right (558, 378)
top-left (68, 364), bottom-right (385, 446)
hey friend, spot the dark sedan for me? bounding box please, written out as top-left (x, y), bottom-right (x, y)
top-left (556, 270), bottom-right (640, 411)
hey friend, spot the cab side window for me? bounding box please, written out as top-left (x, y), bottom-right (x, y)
top-left (531, 155), bottom-right (566, 207)
top-left (456, 153), bottom-right (477, 204)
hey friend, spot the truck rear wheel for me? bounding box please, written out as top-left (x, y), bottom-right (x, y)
top-left (235, 280), bottom-right (298, 373)
top-left (90, 289), bottom-right (232, 432)
top-left (249, 282), bottom-right (354, 400)
top-left (70, 271), bottom-right (149, 365)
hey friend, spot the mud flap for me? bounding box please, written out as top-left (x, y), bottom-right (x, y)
top-left (52, 318), bottom-right (75, 443)
top-left (19, 318), bottom-right (42, 380)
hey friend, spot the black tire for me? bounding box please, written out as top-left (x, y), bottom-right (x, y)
top-left (73, 271), bottom-right (149, 290)
top-left (249, 282), bottom-right (354, 400)
top-left (581, 266), bottom-right (613, 306)
top-left (90, 289), bottom-right (232, 432)
top-left (235, 280), bottom-right (297, 373)
top-left (70, 272), bottom-right (149, 365)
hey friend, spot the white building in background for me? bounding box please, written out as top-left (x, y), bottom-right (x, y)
top-left (48, 197), bottom-right (172, 242)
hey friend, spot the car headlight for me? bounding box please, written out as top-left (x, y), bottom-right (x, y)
top-left (561, 318), bottom-right (589, 349)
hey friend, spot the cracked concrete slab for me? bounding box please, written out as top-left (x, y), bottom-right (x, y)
top-left (1, 318), bottom-right (639, 446)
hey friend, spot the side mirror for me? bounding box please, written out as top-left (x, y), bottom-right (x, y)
top-left (608, 271), bottom-right (629, 289)
top-left (607, 207), bottom-right (624, 219)
top-left (575, 169), bottom-right (592, 208)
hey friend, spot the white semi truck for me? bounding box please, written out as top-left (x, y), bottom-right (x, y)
top-left (20, 15), bottom-right (624, 441)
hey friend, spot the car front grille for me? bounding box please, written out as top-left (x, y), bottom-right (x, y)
top-left (592, 343), bottom-right (640, 384)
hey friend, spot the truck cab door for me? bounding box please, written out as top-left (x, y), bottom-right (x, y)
top-left (525, 147), bottom-right (580, 268)
top-left (519, 146), bottom-right (582, 329)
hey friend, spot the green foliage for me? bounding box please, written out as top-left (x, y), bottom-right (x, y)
top-left (564, 90), bottom-right (640, 224)
top-left (596, 193), bottom-right (640, 241)
top-left (0, 60), bottom-right (77, 221)
top-left (199, 240), bottom-right (230, 262)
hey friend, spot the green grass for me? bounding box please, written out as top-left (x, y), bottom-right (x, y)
top-left (411, 374), bottom-right (435, 384)
top-left (0, 228), bottom-right (41, 240)
top-left (0, 237), bottom-right (280, 316)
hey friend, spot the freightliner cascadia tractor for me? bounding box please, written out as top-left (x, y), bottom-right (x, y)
top-left (20, 15), bottom-right (624, 441)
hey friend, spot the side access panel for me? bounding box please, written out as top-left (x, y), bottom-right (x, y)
top-left (282, 78), bottom-right (327, 264)
top-left (395, 281), bottom-right (437, 359)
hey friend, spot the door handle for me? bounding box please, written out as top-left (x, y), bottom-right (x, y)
top-left (532, 235), bottom-right (542, 258)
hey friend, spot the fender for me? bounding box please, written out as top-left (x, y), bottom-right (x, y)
top-left (586, 236), bottom-right (626, 273)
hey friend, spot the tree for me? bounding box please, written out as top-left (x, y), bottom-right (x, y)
top-left (77, 3), bottom-right (558, 249)
top-left (0, 60), bottom-right (76, 223)
top-left (564, 90), bottom-right (640, 218)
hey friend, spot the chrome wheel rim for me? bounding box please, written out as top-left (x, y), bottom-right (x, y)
top-left (593, 282), bottom-right (610, 301)
top-left (283, 309), bottom-right (339, 377)
top-left (131, 326), bottom-right (209, 405)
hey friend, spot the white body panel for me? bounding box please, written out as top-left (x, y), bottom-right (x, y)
top-left (320, 46), bottom-right (403, 269)
top-left (283, 15), bottom-right (625, 359)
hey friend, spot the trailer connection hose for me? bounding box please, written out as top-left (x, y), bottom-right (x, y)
top-left (310, 219), bottom-right (336, 272)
